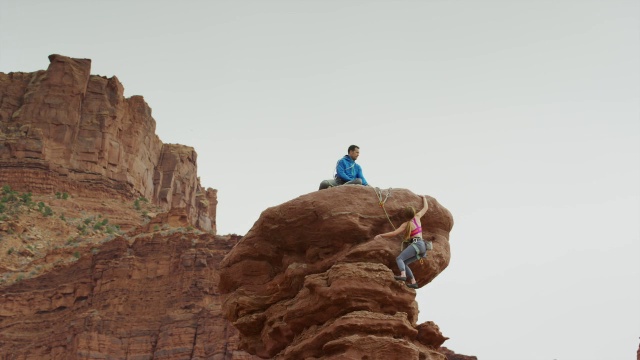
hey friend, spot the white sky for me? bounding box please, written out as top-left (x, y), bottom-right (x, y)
top-left (1, 1), bottom-right (638, 359)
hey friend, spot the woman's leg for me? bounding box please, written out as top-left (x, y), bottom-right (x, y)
top-left (405, 241), bottom-right (428, 283)
top-left (404, 258), bottom-right (417, 283)
top-left (396, 245), bottom-right (418, 282)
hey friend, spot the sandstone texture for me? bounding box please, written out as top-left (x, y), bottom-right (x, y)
top-left (0, 189), bottom-right (167, 282)
top-left (437, 347), bottom-right (478, 360)
top-left (0, 54), bottom-right (216, 232)
top-left (0, 219), bottom-right (259, 359)
top-left (220, 186), bottom-right (453, 359)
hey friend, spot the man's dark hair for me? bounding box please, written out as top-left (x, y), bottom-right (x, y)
top-left (348, 145), bottom-right (359, 153)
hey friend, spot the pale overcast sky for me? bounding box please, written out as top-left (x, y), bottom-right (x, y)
top-left (1, 1), bottom-right (639, 359)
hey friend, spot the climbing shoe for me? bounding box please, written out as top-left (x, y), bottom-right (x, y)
top-left (406, 283), bottom-right (419, 289)
top-left (394, 275), bottom-right (407, 281)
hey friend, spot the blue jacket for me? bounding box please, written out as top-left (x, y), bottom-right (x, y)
top-left (335, 155), bottom-right (368, 185)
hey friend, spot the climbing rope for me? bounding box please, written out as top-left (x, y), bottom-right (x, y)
top-left (373, 187), bottom-right (395, 229)
top-left (373, 187), bottom-right (401, 252)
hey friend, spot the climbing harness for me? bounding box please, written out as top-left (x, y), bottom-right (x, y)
top-left (411, 244), bottom-right (423, 260)
top-left (405, 238), bottom-right (427, 262)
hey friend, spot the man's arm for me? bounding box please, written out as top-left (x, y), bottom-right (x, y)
top-left (336, 158), bottom-right (354, 181)
top-left (355, 164), bottom-right (368, 186)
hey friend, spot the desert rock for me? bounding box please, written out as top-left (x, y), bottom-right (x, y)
top-left (220, 186), bottom-right (453, 359)
top-left (0, 229), bottom-right (259, 359)
top-left (0, 54), bottom-right (215, 232)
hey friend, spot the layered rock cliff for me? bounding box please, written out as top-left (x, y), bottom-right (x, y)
top-left (0, 55), bottom-right (215, 232)
top-left (0, 211), bottom-right (258, 359)
top-left (219, 186), bottom-right (454, 359)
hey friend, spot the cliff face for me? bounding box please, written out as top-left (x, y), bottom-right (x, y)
top-left (219, 186), bottom-right (454, 359)
top-left (0, 54), bottom-right (215, 232)
top-left (0, 212), bottom-right (258, 359)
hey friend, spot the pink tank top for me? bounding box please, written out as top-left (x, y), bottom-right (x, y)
top-left (409, 218), bottom-right (422, 237)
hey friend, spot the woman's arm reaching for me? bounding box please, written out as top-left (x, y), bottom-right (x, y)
top-left (416, 195), bottom-right (429, 218)
top-left (375, 222), bottom-right (407, 239)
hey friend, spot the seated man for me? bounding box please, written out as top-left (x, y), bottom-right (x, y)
top-left (319, 145), bottom-right (369, 190)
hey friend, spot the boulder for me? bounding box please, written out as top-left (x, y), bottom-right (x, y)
top-left (220, 185), bottom-right (453, 359)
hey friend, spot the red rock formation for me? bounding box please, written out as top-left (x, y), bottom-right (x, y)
top-left (219, 186), bottom-right (454, 359)
top-left (0, 224), bottom-right (258, 359)
top-left (1, 55), bottom-right (478, 360)
top-left (0, 54), bottom-right (215, 232)
top-left (438, 346), bottom-right (478, 360)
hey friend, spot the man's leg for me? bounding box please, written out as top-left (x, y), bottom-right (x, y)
top-left (345, 178), bottom-right (362, 185)
top-left (319, 179), bottom-right (338, 190)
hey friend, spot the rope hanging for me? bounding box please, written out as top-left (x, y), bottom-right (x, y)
top-left (373, 187), bottom-right (395, 229)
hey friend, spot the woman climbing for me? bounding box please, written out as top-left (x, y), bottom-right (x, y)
top-left (374, 195), bottom-right (430, 289)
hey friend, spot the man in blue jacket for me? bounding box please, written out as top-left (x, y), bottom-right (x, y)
top-left (319, 145), bottom-right (368, 190)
